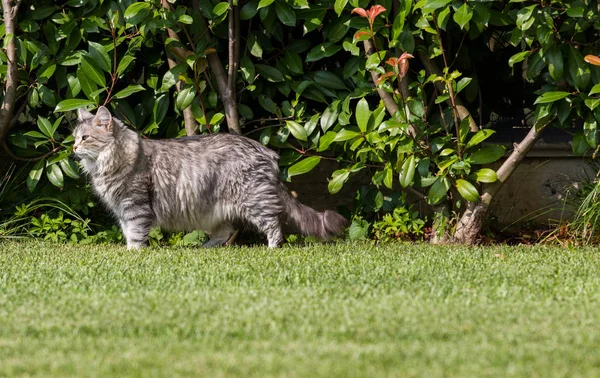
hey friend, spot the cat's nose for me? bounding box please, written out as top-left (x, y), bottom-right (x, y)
top-left (73, 145), bottom-right (78, 151)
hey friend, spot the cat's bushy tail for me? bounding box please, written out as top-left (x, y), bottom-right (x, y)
top-left (279, 184), bottom-right (347, 240)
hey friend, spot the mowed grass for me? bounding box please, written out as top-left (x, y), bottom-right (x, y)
top-left (1, 241), bottom-right (599, 377)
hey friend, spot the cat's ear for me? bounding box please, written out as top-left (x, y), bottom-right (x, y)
top-left (93, 106), bottom-right (113, 131)
top-left (77, 108), bottom-right (94, 121)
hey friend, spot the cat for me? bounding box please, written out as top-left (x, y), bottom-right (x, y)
top-left (72, 106), bottom-right (347, 249)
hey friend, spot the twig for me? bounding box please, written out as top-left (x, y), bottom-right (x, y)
top-left (2, 140), bottom-right (61, 162)
top-left (104, 21), bottom-right (119, 105)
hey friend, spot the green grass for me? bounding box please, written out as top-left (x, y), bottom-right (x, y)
top-left (1, 241), bottom-right (599, 377)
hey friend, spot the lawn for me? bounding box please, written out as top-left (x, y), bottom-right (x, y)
top-left (0, 241), bottom-right (599, 377)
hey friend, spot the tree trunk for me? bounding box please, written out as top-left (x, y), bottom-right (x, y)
top-left (453, 124), bottom-right (547, 244)
top-left (0, 0), bottom-right (22, 143)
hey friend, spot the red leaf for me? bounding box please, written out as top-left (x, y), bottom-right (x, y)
top-left (351, 8), bottom-right (369, 18)
top-left (367, 5), bottom-right (386, 21)
top-left (397, 52), bottom-right (414, 78)
top-left (386, 57), bottom-right (399, 67)
top-left (584, 55), bottom-right (600, 66)
top-left (376, 71), bottom-right (396, 85)
top-left (354, 30), bottom-right (372, 40)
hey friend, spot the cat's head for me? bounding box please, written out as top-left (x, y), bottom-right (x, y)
top-left (72, 106), bottom-right (117, 160)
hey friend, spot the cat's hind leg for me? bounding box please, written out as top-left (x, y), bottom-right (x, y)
top-left (203, 223), bottom-right (236, 247)
top-left (247, 215), bottom-right (283, 248)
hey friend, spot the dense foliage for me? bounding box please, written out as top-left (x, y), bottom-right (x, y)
top-left (1, 0), bottom-right (599, 243)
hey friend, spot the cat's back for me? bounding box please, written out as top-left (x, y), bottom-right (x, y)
top-left (142, 133), bottom-right (278, 161)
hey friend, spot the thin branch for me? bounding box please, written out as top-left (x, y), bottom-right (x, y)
top-left (160, 0), bottom-right (198, 136)
top-left (104, 22), bottom-right (119, 105)
top-left (192, 2), bottom-right (241, 134)
top-left (2, 141), bottom-right (61, 163)
top-left (417, 49), bottom-right (478, 132)
top-left (362, 40), bottom-right (418, 139)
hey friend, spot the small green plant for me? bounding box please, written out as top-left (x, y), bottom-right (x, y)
top-left (29, 211), bottom-right (92, 243)
top-left (348, 186), bottom-right (426, 242)
top-left (568, 178), bottom-right (600, 244)
top-left (372, 206), bottom-right (425, 242)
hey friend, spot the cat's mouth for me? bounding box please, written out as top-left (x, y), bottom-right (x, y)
top-left (70, 151), bottom-right (82, 161)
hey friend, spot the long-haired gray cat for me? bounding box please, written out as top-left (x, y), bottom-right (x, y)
top-left (72, 106), bottom-right (346, 249)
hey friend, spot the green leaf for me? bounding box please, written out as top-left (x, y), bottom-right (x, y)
top-left (427, 176), bottom-right (450, 205)
top-left (422, 0), bottom-right (451, 15)
top-left (258, 95), bottom-right (279, 114)
top-left (470, 168), bottom-right (498, 183)
top-left (328, 169), bottom-right (350, 194)
top-left (526, 51), bottom-right (546, 80)
top-left (283, 51), bottom-right (303, 75)
top-left (153, 94), bottom-right (169, 125)
top-left (80, 55), bottom-right (106, 87)
top-left (399, 155), bottom-right (416, 188)
top-left (124, 2), bottom-right (152, 25)
top-left (470, 145), bottom-right (506, 164)
top-left (88, 41), bottom-right (111, 73)
top-left (383, 164), bottom-right (393, 189)
top-left (356, 98), bottom-right (370, 133)
top-left (255, 64), bottom-right (284, 82)
top-left (456, 179), bottom-right (480, 202)
top-left (305, 113), bottom-right (320, 136)
top-left (213, 2), bottom-right (229, 17)
top-left (321, 100), bottom-right (340, 132)
top-left (60, 159), bottom-right (80, 179)
top-left (112, 84), bottom-right (145, 99)
top-left (257, 0), bottom-right (275, 9)
top-left (306, 42), bottom-right (341, 62)
top-left (334, 0), bottom-right (348, 16)
top-left (456, 77), bottom-right (472, 94)
top-left (453, 3), bottom-right (473, 30)
top-left (286, 121), bottom-right (308, 141)
top-left (572, 131), bottom-right (588, 155)
top-left (334, 129), bottom-right (361, 142)
top-left (508, 51), bottom-right (531, 67)
top-left (288, 156), bottom-right (321, 177)
top-left (54, 99), bottom-right (96, 112)
top-left (178, 15), bottom-right (193, 24)
top-left (240, 0), bottom-right (259, 20)
top-left (534, 91), bottom-right (570, 105)
top-left (275, 2), bottom-right (296, 26)
top-left (466, 129), bottom-right (495, 149)
top-left (312, 71), bottom-right (347, 90)
top-left (317, 131), bottom-right (337, 152)
top-left (117, 55), bottom-right (135, 76)
top-left (46, 163), bottom-right (64, 189)
top-left (584, 113), bottom-right (599, 148)
top-left (37, 116), bottom-right (54, 139)
top-left (240, 54), bottom-right (256, 83)
top-left (37, 62), bottom-right (56, 84)
top-left (348, 219), bottom-right (369, 240)
top-left (39, 85), bottom-right (57, 107)
top-left (589, 84), bottom-right (600, 96)
top-left (77, 67), bottom-right (97, 102)
top-left (516, 4), bottom-right (536, 31)
top-left (568, 46), bottom-right (591, 91)
top-left (176, 86), bottom-right (196, 110)
top-left (27, 160), bottom-right (44, 192)
top-left (545, 44), bottom-right (564, 81)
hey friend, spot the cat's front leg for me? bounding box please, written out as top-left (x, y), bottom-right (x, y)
top-left (119, 210), bottom-right (153, 250)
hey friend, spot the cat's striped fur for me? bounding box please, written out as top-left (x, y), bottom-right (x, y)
top-left (72, 106), bottom-right (347, 249)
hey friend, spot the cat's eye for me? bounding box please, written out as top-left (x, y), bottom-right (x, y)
top-left (81, 135), bottom-right (89, 141)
